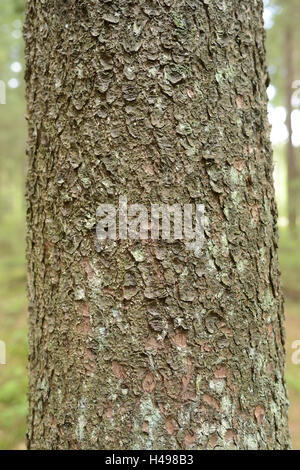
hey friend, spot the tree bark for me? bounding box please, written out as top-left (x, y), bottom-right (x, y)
top-left (24, 0), bottom-right (290, 450)
top-left (284, 27), bottom-right (297, 234)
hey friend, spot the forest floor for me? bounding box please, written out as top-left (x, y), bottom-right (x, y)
top-left (286, 307), bottom-right (300, 450)
top-left (0, 231), bottom-right (27, 450)
top-left (0, 227), bottom-right (299, 450)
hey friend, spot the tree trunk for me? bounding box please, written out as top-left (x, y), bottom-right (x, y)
top-left (284, 27), bottom-right (297, 235)
top-left (24, 0), bottom-right (290, 450)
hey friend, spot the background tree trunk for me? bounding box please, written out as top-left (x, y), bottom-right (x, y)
top-left (24, 0), bottom-right (290, 450)
top-left (284, 27), bottom-right (297, 235)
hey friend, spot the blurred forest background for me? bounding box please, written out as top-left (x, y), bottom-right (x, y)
top-left (0, 0), bottom-right (300, 450)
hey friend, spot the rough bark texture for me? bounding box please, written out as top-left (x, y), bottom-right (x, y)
top-left (25, 0), bottom-right (290, 450)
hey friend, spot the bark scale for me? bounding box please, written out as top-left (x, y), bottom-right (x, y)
top-left (25, 0), bottom-right (290, 450)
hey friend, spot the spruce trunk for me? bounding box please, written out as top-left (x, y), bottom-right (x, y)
top-left (24, 0), bottom-right (290, 450)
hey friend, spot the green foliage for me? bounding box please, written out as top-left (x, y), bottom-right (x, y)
top-left (0, 0), bottom-right (27, 451)
top-left (266, 0), bottom-right (300, 106)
